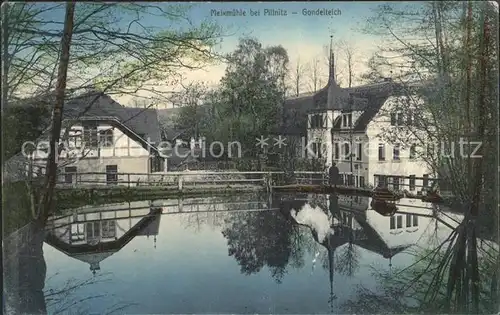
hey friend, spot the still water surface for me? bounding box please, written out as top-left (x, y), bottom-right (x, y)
top-left (7, 193), bottom-right (498, 314)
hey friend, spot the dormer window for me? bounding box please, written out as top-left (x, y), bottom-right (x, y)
top-left (390, 112), bottom-right (404, 126)
top-left (310, 114), bottom-right (325, 129)
top-left (342, 113), bottom-right (352, 128)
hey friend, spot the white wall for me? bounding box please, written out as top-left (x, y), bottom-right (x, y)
top-left (331, 132), bottom-right (369, 186)
top-left (307, 110), bottom-right (340, 166)
top-left (365, 198), bottom-right (451, 249)
top-left (28, 122), bottom-right (165, 185)
top-left (365, 95), bottom-right (433, 187)
top-left (58, 156), bottom-right (151, 185)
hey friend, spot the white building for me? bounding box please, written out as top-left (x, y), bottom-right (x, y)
top-left (281, 193), bottom-right (462, 264)
top-left (46, 203), bottom-right (162, 274)
top-left (4, 91), bottom-right (173, 185)
top-left (282, 41), bottom-right (433, 191)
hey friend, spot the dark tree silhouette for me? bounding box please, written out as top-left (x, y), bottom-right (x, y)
top-left (221, 210), bottom-right (295, 283)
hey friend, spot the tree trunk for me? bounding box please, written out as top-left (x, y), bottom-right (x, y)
top-left (470, 3), bottom-right (489, 217)
top-left (38, 2), bottom-right (75, 221)
top-left (2, 3), bottom-right (9, 108)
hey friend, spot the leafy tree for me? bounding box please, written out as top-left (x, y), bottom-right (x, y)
top-left (221, 211), bottom-right (295, 283)
top-left (359, 2), bottom-right (498, 217)
top-left (208, 37), bottom-right (289, 157)
top-left (2, 2), bottom-right (224, 220)
top-left (342, 217), bottom-right (499, 314)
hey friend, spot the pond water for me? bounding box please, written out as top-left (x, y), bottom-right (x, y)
top-left (4, 193), bottom-right (498, 314)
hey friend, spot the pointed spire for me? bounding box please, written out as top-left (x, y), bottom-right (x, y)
top-left (329, 35), bottom-right (335, 84)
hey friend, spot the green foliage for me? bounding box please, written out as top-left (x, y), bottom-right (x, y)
top-left (221, 210), bottom-right (297, 283)
top-left (2, 105), bottom-right (50, 160)
top-left (204, 37), bottom-right (289, 156)
top-left (361, 2), bottom-right (498, 205)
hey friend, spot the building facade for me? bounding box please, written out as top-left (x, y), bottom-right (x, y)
top-left (28, 116), bottom-right (166, 186)
top-left (286, 40), bottom-right (434, 191)
top-left (4, 91), bottom-right (171, 185)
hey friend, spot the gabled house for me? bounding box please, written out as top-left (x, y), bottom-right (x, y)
top-left (4, 90), bottom-right (169, 184)
top-left (280, 39), bottom-right (432, 190)
top-left (46, 204), bottom-right (162, 275)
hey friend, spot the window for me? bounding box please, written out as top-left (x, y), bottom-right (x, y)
top-left (310, 114), bottom-right (325, 128)
top-left (64, 166), bottom-right (77, 184)
top-left (405, 215), bottom-right (419, 228)
top-left (342, 113), bottom-right (352, 127)
top-left (423, 174), bottom-right (429, 188)
top-left (82, 121), bottom-right (98, 148)
top-left (393, 144), bottom-right (400, 160)
top-left (410, 144), bottom-right (417, 159)
top-left (407, 112), bottom-right (413, 125)
top-left (397, 113), bottom-right (404, 125)
top-left (390, 113), bottom-right (396, 126)
top-left (99, 129), bottom-right (114, 147)
top-left (378, 143), bottom-right (385, 161)
top-left (348, 174), bottom-right (354, 186)
top-left (149, 156), bottom-right (164, 173)
top-left (357, 143), bottom-right (362, 161)
top-left (106, 165), bottom-right (118, 185)
top-left (397, 215), bottom-right (403, 228)
top-left (393, 177), bottom-right (400, 191)
top-left (376, 175), bottom-right (387, 188)
top-left (391, 112), bottom-right (403, 126)
top-left (359, 176), bottom-right (365, 188)
top-left (86, 222), bottom-right (100, 240)
top-left (409, 175), bottom-right (416, 191)
top-left (101, 221), bottom-right (116, 238)
top-left (334, 143), bottom-right (340, 160)
top-left (390, 216), bottom-right (396, 229)
top-left (344, 143), bottom-right (350, 158)
top-left (68, 128), bottom-right (82, 148)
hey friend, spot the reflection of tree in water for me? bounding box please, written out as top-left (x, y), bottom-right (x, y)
top-left (333, 242), bottom-right (360, 277)
top-left (221, 211), bottom-right (296, 283)
top-left (180, 194), bottom-right (267, 232)
top-left (342, 217), bottom-right (499, 314)
top-left (4, 221), bottom-right (136, 314)
top-left (45, 273), bottom-right (138, 315)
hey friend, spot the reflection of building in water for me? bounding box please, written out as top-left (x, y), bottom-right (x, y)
top-left (280, 193), bottom-right (452, 264)
top-left (45, 203), bottom-right (162, 274)
top-left (280, 193), bottom-right (454, 312)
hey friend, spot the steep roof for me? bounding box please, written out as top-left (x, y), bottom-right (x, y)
top-left (45, 208), bottom-right (162, 272)
top-left (6, 90), bottom-right (162, 143)
top-left (331, 81), bottom-right (399, 132)
top-left (64, 91), bottom-right (161, 143)
top-left (280, 80), bottom-right (398, 136)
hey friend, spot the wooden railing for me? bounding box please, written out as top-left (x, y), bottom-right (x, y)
top-left (373, 174), bottom-right (440, 195)
top-left (53, 171), bottom-right (329, 189)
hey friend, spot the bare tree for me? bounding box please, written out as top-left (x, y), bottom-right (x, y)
top-left (37, 2), bottom-right (75, 221)
top-left (289, 57), bottom-right (305, 96)
top-left (307, 56), bottom-right (322, 93)
top-left (339, 40), bottom-right (356, 88)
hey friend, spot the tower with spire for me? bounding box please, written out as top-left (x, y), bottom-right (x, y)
top-left (305, 35), bottom-right (348, 167)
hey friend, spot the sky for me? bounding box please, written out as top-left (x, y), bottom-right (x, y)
top-left (30, 2), bottom-right (420, 107)
top-left (182, 2), bottom-right (383, 85)
top-left (114, 1), bottom-right (391, 107)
